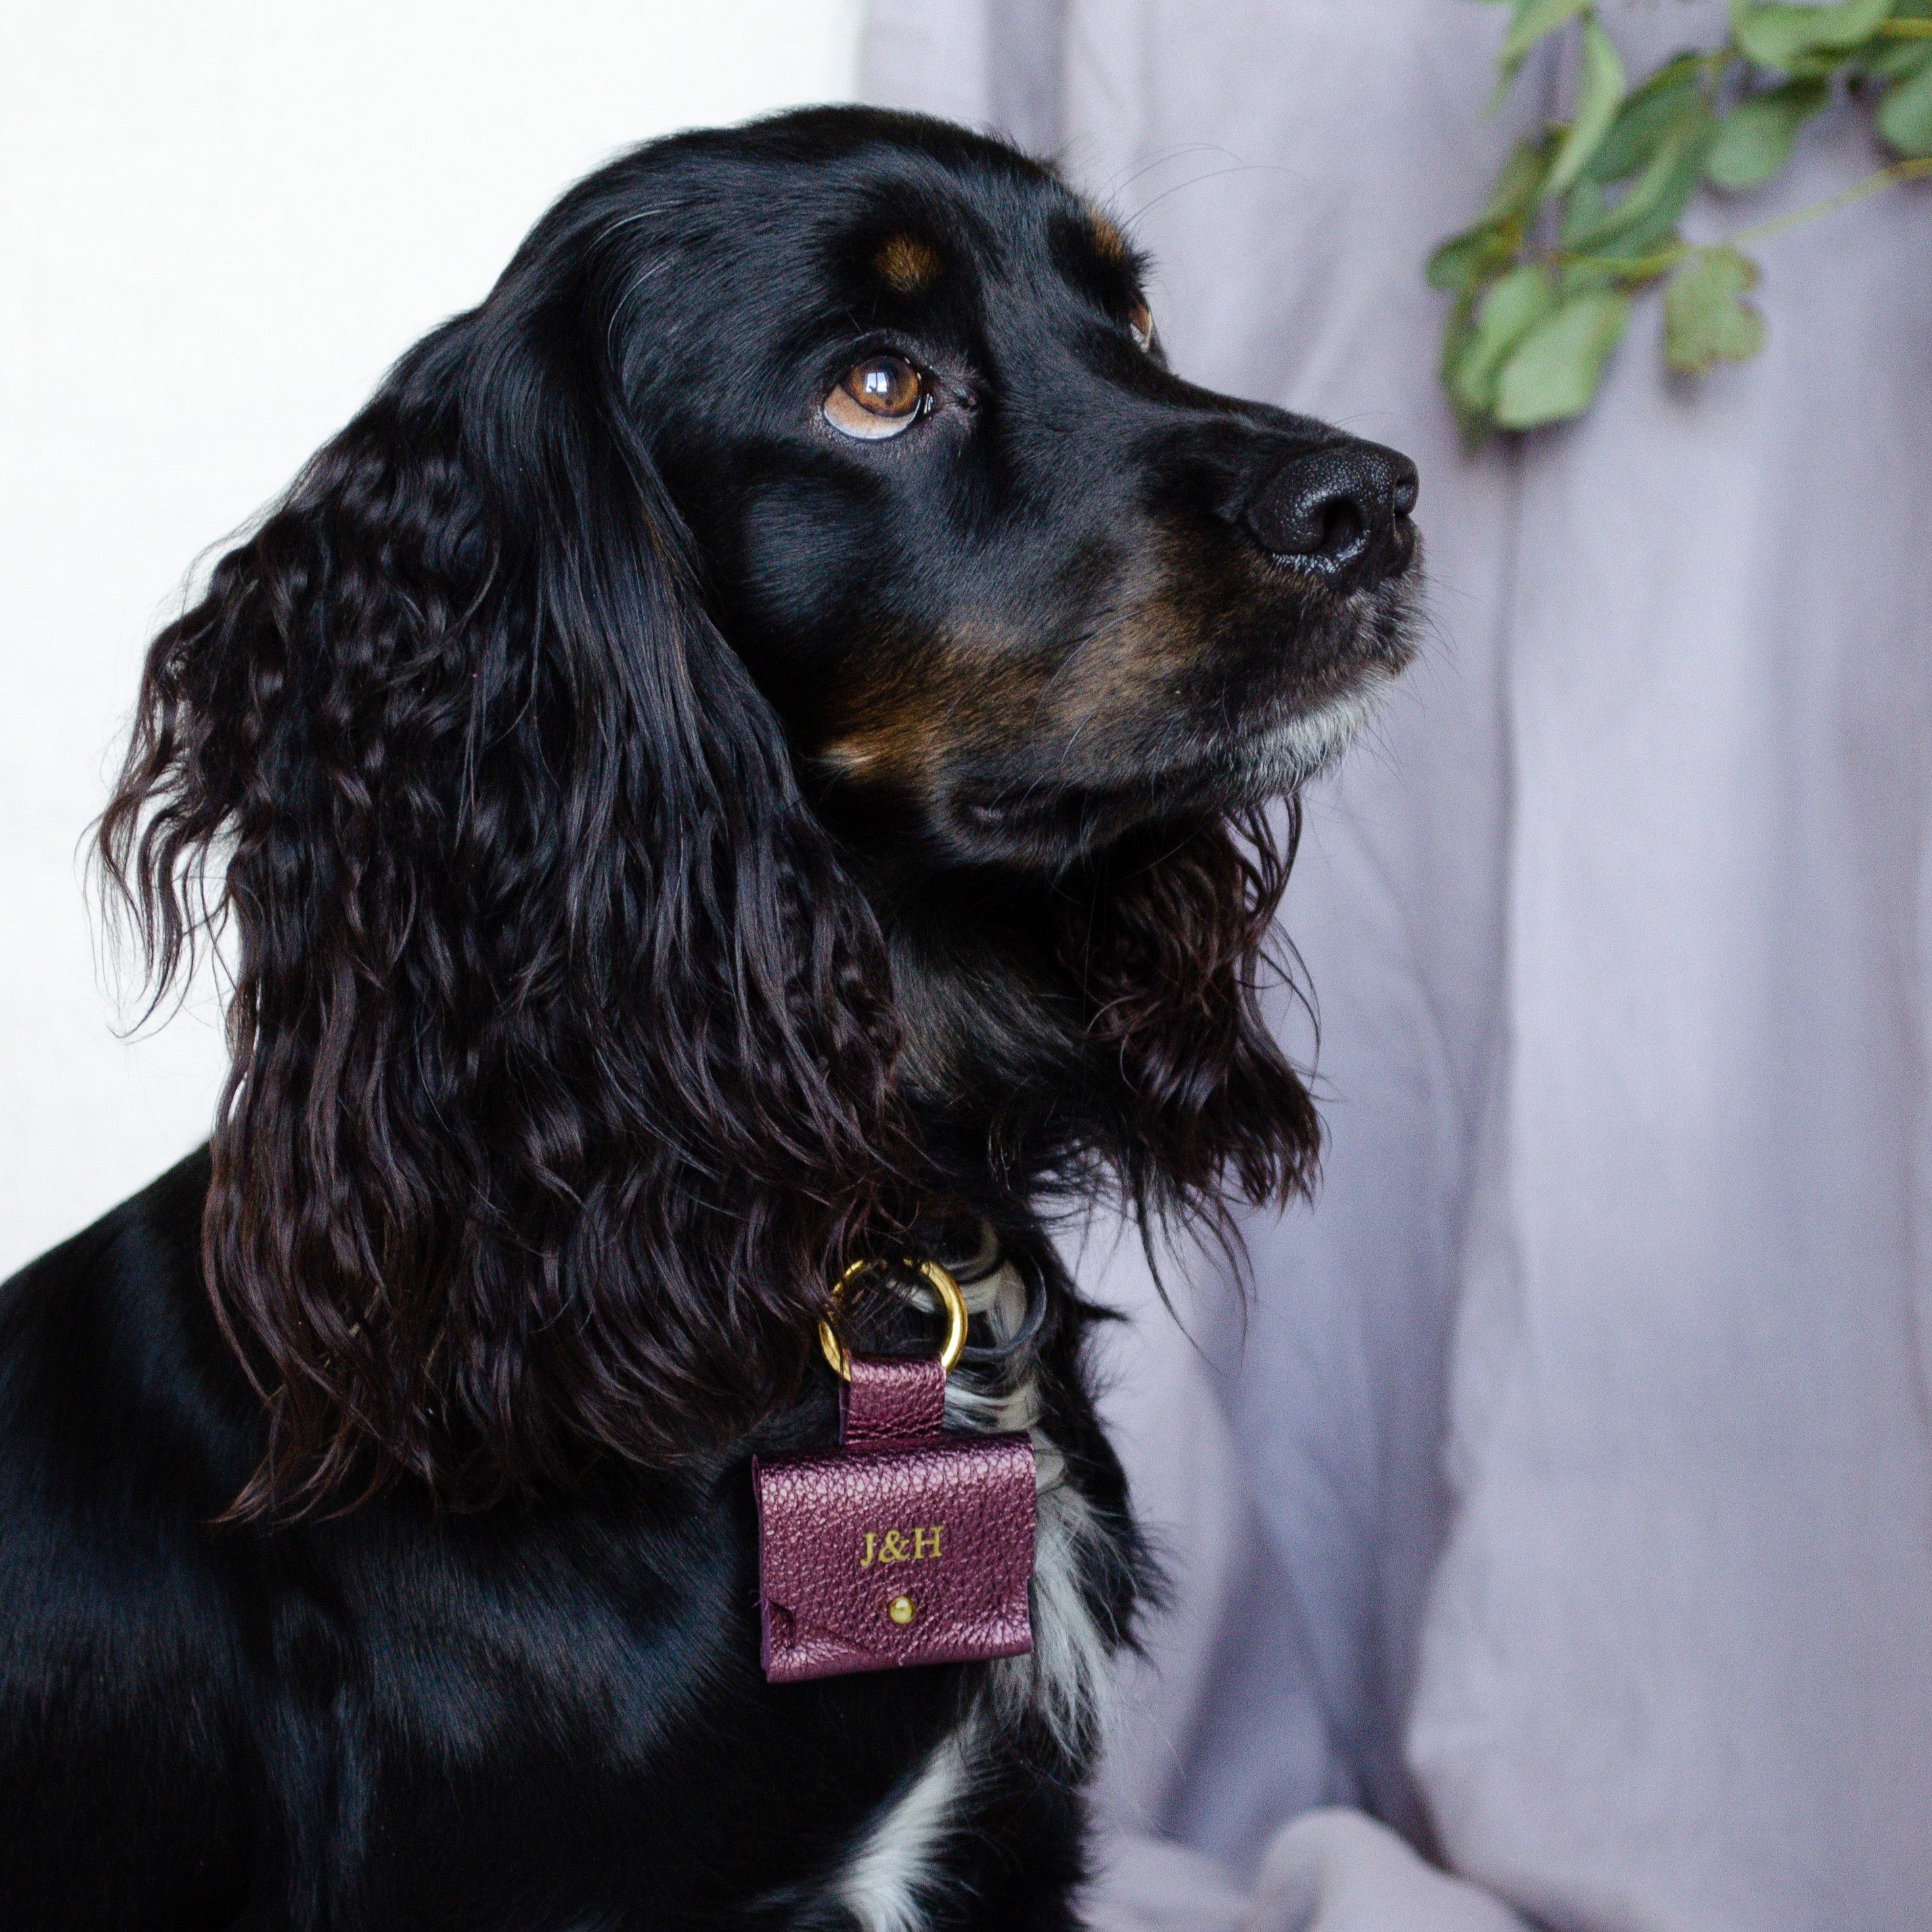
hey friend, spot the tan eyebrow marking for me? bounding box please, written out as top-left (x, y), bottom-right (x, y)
top-left (874, 233), bottom-right (942, 294)
top-left (1087, 212), bottom-right (1130, 265)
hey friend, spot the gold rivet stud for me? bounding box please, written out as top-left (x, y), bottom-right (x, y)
top-left (887, 1594), bottom-right (916, 1626)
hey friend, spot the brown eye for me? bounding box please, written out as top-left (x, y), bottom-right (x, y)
top-left (1128, 302), bottom-right (1154, 352)
top-left (824, 355), bottom-right (925, 439)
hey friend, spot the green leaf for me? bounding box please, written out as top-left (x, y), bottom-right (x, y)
top-left (1663, 246), bottom-right (1767, 372)
top-left (1450, 265), bottom-right (1561, 413)
top-left (1556, 254), bottom-right (1623, 296)
top-left (1496, 0), bottom-right (1591, 97)
top-left (1705, 78), bottom-right (1829, 187)
top-left (1548, 20), bottom-right (1630, 194)
top-left (1878, 48), bottom-right (1932, 150)
top-left (1866, 38), bottom-right (1932, 81)
top-left (1480, 135), bottom-right (1556, 221)
top-left (1502, 0), bottom-right (1592, 68)
top-left (1562, 96), bottom-right (1716, 254)
top-left (1728, 0), bottom-right (1893, 68)
top-left (1439, 295), bottom-right (1492, 448)
top-left (1493, 290), bottom-right (1632, 426)
top-left (1428, 225), bottom-right (1510, 294)
top-left (1581, 53), bottom-right (1705, 184)
top-left (1429, 227), bottom-right (1520, 295)
top-left (1429, 136), bottom-right (1552, 299)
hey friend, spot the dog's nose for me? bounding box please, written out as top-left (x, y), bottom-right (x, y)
top-left (1240, 440), bottom-right (1418, 589)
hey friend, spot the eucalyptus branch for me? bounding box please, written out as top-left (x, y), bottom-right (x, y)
top-left (1431, 0), bottom-right (1932, 442)
top-left (1561, 153), bottom-right (1932, 276)
top-left (1729, 148), bottom-right (1932, 235)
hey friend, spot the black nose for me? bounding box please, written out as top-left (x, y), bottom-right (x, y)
top-left (1240, 440), bottom-right (1418, 589)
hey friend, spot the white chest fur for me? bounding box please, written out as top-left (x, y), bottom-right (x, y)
top-left (832, 1259), bottom-right (1115, 1931)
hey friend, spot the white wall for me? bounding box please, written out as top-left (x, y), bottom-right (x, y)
top-left (0, 1), bottom-right (864, 1278)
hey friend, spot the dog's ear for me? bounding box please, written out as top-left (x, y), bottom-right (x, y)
top-left (100, 269), bottom-right (919, 1514)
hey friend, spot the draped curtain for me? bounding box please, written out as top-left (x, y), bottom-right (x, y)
top-left (863, 7), bottom-right (1932, 1928)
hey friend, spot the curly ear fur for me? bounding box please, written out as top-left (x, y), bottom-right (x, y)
top-left (882, 806), bottom-right (1319, 1267)
top-left (1051, 807), bottom-right (1318, 1241)
top-left (99, 238), bottom-right (925, 1514)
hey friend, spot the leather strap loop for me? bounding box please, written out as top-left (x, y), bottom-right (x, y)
top-left (839, 1353), bottom-right (947, 1449)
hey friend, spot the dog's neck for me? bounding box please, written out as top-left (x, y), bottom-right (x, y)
top-left (847, 813), bottom-right (1320, 1253)
top-left (866, 866), bottom-right (1130, 1218)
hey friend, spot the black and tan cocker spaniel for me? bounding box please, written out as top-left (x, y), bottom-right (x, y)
top-left (0, 108), bottom-right (1418, 1927)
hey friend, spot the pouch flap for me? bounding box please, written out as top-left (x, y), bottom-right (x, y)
top-left (752, 1433), bottom-right (1035, 1684)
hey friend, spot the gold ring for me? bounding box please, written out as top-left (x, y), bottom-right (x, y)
top-left (817, 1257), bottom-right (967, 1382)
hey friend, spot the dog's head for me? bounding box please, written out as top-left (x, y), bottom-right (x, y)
top-left (639, 112), bottom-right (1416, 868)
top-left (102, 109), bottom-right (1418, 1510)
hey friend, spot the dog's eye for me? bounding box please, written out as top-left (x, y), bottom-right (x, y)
top-left (1128, 302), bottom-right (1154, 352)
top-left (824, 355), bottom-right (926, 440)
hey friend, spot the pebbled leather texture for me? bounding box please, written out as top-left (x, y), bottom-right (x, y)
top-left (753, 1352), bottom-right (1036, 1683)
top-left (839, 1353), bottom-right (947, 1448)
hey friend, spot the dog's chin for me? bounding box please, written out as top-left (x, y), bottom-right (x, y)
top-left (1222, 666), bottom-right (1394, 801)
top-left (939, 665), bottom-right (1395, 870)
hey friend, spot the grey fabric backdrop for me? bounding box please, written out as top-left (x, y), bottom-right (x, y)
top-left (866, 7), bottom-right (1932, 1929)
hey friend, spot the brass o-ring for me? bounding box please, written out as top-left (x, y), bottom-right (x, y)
top-left (817, 1257), bottom-right (967, 1382)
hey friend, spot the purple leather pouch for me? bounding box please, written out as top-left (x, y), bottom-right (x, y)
top-left (752, 1353), bottom-right (1036, 1683)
